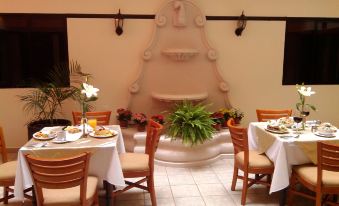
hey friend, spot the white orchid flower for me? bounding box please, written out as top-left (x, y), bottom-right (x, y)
top-left (298, 86), bottom-right (315, 96)
top-left (81, 83), bottom-right (99, 98)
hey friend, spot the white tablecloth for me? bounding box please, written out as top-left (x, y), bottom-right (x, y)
top-left (14, 125), bottom-right (126, 201)
top-left (248, 122), bottom-right (339, 193)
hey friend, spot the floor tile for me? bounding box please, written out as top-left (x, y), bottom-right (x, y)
top-left (203, 195), bottom-right (236, 206)
top-left (197, 183), bottom-right (227, 196)
top-left (115, 187), bottom-right (144, 200)
top-left (154, 175), bottom-right (170, 186)
top-left (174, 197), bottom-right (206, 206)
top-left (168, 174), bottom-right (195, 185)
top-left (171, 185), bottom-right (201, 198)
top-left (192, 173), bottom-right (221, 184)
top-left (144, 186), bottom-right (173, 199)
top-left (115, 199), bottom-right (145, 206)
top-left (189, 166), bottom-right (214, 175)
top-left (154, 165), bottom-right (167, 175)
top-left (165, 167), bottom-right (190, 175)
top-left (230, 193), bottom-right (271, 206)
top-left (145, 198), bottom-right (175, 206)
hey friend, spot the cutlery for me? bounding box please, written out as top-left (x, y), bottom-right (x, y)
top-left (279, 135), bottom-right (299, 139)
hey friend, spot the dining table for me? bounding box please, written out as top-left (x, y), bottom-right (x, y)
top-left (248, 122), bottom-right (339, 205)
top-left (248, 122), bottom-right (339, 193)
top-left (14, 125), bottom-right (126, 202)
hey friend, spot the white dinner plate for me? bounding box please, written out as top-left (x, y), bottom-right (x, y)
top-left (314, 132), bottom-right (336, 138)
top-left (265, 128), bottom-right (289, 134)
top-left (33, 132), bottom-right (56, 140)
top-left (51, 137), bottom-right (70, 144)
top-left (89, 130), bottom-right (118, 138)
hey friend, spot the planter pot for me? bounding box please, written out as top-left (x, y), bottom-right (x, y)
top-left (137, 124), bottom-right (146, 132)
top-left (212, 123), bottom-right (221, 131)
top-left (222, 120), bottom-right (228, 128)
top-left (27, 119), bottom-right (71, 140)
top-left (234, 117), bottom-right (242, 125)
top-left (119, 120), bottom-right (129, 128)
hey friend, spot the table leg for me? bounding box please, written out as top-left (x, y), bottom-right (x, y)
top-left (279, 187), bottom-right (288, 206)
top-left (104, 180), bottom-right (115, 206)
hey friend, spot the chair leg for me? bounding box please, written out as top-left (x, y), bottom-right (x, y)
top-left (231, 165), bottom-right (238, 191)
top-left (287, 173), bottom-right (296, 206)
top-left (315, 191), bottom-right (322, 206)
top-left (147, 175), bottom-right (157, 206)
top-left (93, 190), bottom-right (99, 206)
top-left (241, 171), bottom-right (249, 205)
top-left (4, 187), bottom-right (8, 204)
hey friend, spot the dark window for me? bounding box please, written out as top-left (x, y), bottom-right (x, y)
top-left (282, 19), bottom-right (339, 85)
top-left (0, 15), bottom-right (68, 88)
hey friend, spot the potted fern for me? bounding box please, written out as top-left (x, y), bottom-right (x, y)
top-left (19, 61), bottom-right (87, 140)
top-left (166, 101), bottom-right (215, 146)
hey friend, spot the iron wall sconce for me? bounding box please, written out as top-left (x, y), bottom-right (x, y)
top-left (115, 9), bottom-right (124, 35)
top-left (235, 11), bottom-right (246, 36)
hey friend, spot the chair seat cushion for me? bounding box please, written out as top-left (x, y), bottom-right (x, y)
top-left (235, 150), bottom-right (273, 168)
top-left (42, 176), bottom-right (98, 206)
top-left (119, 153), bottom-right (149, 172)
top-left (0, 160), bottom-right (17, 181)
top-left (294, 165), bottom-right (339, 187)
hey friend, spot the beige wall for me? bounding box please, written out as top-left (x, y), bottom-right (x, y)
top-left (1, 0), bottom-right (339, 148)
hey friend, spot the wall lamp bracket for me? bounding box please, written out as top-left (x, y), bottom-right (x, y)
top-left (235, 11), bottom-right (247, 36)
top-left (115, 9), bottom-right (124, 36)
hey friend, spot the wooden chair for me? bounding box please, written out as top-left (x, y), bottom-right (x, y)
top-left (25, 152), bottom-right (99, 206)
top-left (111, 119), bottom-right (163, 206)
top-left (256, 109), bottom-right (292, 122)
top-left (72, 111), bottom-right (111, 125)
top-left (227, 118), bottom-right (274, 205)
top-left (0, 126), bottom-right (17, 204)
top-left (288, 141), bottom-right (339, 206)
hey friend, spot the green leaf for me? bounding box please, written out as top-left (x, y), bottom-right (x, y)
top-left (165, 101), bottom-right (214, 146)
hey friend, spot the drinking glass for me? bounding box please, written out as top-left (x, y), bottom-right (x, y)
top-left (293, 112), bottom-right (303, 134)
top-left (88, 119), bottom-right (97, 129)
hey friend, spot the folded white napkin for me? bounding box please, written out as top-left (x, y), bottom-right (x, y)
top-left (40, 126), bottom-right (63, 133)
top-left (78, 124), bottom-right (93, 133)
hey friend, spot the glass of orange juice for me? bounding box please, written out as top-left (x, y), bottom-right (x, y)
top-left (88, 119), bottom-right (97, 129)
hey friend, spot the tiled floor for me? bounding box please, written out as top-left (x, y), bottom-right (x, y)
top-left (1, 154), bottom-right (314, 206)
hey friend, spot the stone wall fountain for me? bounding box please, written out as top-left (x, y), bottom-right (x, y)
top-left (123, 0), bottom-right (234, 166)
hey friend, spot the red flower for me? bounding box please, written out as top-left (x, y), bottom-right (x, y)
top-left (151, 114), bottom-right (165, 124)
top-left (210, 111), bottom-right (224, 124)
top-left (116, 108), bottom-right (132, 121)
top-left (132, 113), bottom-right (147, 126)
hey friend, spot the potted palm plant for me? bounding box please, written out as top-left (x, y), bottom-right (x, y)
top-left (166, 101), bottom-right (215, 146)
top-left (19, 61), bottom-right (87, 140)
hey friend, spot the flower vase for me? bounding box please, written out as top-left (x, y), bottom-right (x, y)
top-left (119, 120), bottom-right (128, 128)
top-left (81, 116), bottom-right (88, 138)
top-left (137, 124), bottom-right (146, 132)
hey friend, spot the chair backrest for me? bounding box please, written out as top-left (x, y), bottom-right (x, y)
top-left (25, 152), bottom-right (91, 206)
top-left (317, 141), bottom-right (339, 186)
top-left (256, 109), bottom-right (292, 122)
top-left (227, 118), bottom-right (249, 165)
top-left (144, 119), bottom-right (163, 171)
top-left (0, 127), bottom-right (8, 163)
top-left (72, 111), bottom-right (111, 125)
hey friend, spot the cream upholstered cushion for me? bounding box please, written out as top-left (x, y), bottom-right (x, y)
top-left (42, 176), bottom-right (98, 206)
top-left (0, 160), bottom-right (17, 181)
top-left (119, 153), bottom-right (149, 172)
top-left (294, 165), bottom-right (339, 187)
top-left (235, 150), bottom-right (273, 168)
